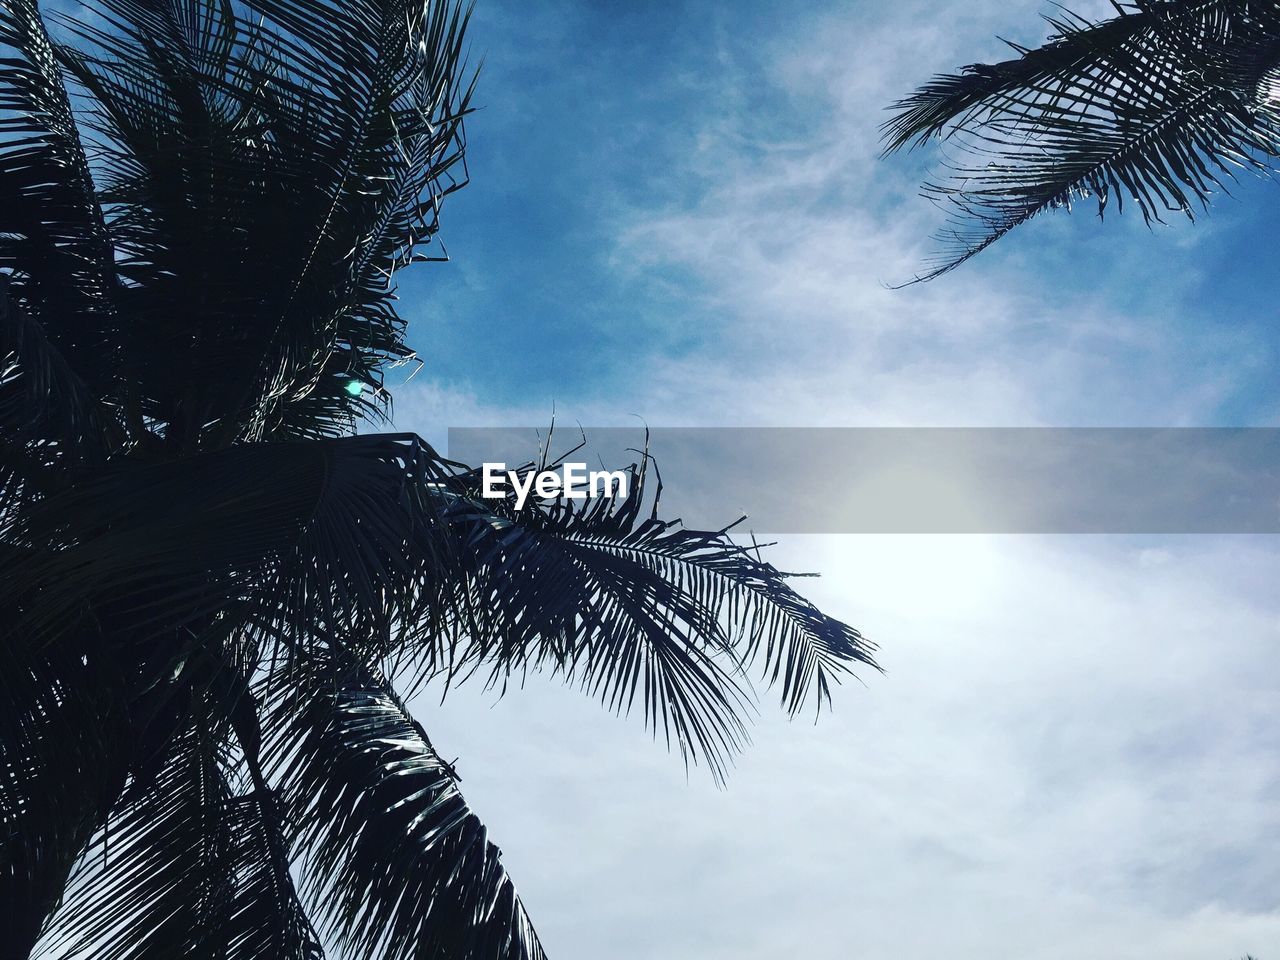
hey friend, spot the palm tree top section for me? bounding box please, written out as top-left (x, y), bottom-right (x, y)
top-left (3, 7), bottom-right (879, 958)
top-left (881, 0), bottom-right (1280, 282)
top-left (2, 0), bottom-right (474, 452)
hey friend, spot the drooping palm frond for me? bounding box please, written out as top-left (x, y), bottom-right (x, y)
top-left (34, 719), bottom-right (240, 959)
top-left (433, 455), bottom-right (877, 781)
top-left (883, 0), bottom-right (1280, 280)
top-left (36, 704), bottom-right (328, 960)
top-left (0, 0), bottom-right (126, 527)
top-left (0, 615), bottom-right (132, 951)
top-left (265, 655), bottom-right (545, 960)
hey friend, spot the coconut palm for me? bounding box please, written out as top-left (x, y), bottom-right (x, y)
top-left (0, 1), bottom-right (877, 957)
top-left (882, 0), bottom-right (1280, 281)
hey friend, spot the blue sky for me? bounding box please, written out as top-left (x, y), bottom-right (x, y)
top-left (394, 0), bottom-right (1280, 430)
top-left (387, 1), bottom-right (1280, 957)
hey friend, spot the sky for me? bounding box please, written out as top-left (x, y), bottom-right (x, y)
top-left (385, 1), bottom-right (1280, 957)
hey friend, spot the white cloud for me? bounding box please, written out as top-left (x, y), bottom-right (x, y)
top-left (417, 535), bottom-right (1280, 959)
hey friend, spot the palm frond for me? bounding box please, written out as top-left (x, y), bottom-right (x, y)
top-left (54, 0), bottom-right (473, 446)
top-left (0, 618), bottom-right (132, 953)
top-left (881, 1), bottom-right (1247, 151)
top-left (0, 434), bottom-right (456, 653)
top-left (883, 0), bottom-right (1280, 280)
top-left (267, 656), bottom-right (545, 960)
top-left (431, 454), bottom-right (878, 781)
top-left (222, 787), bottom-right (327, 960)
top-left (35, 709), bottom-right (325, 960)
top-left (34, 719), bottom-right (238, 960)
top-left (0, 0), bottom-right (119, 395)
top-left (2, 425), bottom-right (875, 955)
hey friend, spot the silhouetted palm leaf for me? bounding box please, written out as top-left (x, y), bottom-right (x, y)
top-left (266, 655), bottom-right (545, 960)
top-left (37, 711), bottom-right (327, 960)
top-left (0, 0), bottom-right (120, 394)
top-left (55, 0), bottom-right (472, 445)
top-left (883, 0), bottom-right (1280, 280)
top-left (437, 456), bottom-right (876, 780)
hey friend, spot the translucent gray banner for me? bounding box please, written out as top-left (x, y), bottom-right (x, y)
top-left (445, 427), bottom-right (1280, 533)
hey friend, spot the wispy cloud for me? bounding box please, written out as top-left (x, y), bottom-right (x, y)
top-left (600, 1), bottom-right (1272, 428)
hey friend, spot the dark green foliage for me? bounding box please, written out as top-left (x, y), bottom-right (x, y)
top-left (883, 0), bottom-right (1280, 280)
top-left (1, 1), bottom-right (876, 957)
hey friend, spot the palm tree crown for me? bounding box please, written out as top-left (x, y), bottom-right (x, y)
top-left (0, 1), bottom-right (876, 957)
top-left (883, 0), bottom-right (1280, 281)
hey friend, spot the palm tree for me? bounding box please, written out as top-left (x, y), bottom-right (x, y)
top-left (0, 1), bottom-right (877, 957)
top-left (882, 0), bottom-right (1280, 281)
